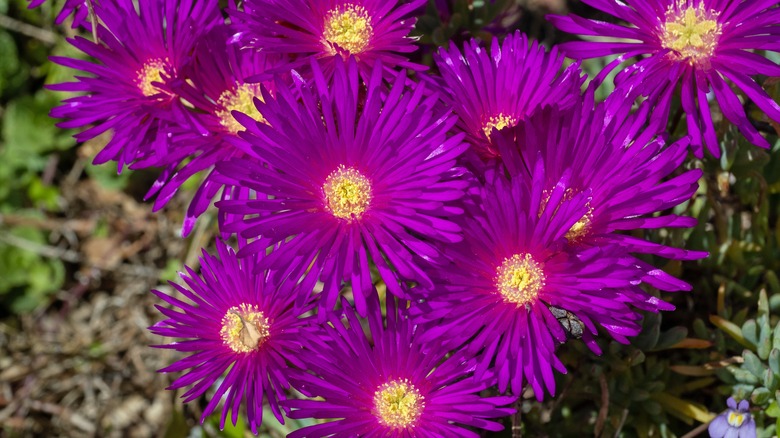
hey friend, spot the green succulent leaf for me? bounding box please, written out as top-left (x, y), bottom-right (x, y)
top-left (744, 350), bottom-right (767, 378)
top-left (770, 349), bottom-right (780, 376)
top-left (753, 387), bottom-right (772, 405)
top-left (766, 368), bottom-right (779, 392)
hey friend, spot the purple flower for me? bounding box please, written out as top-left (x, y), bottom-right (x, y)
top-left (496, 90), bottom-right (707, 297)
top-left (549, 0), bottom-right (780, 157)
top-left (216, 58), bottom-right (468, 317)
top-left (708, 397), bottom-right (756, 438)
top-left (231, 0), bottom-right (426, 79)
top-left (28, 0), bottom-right (89, 28)
top-left (144, 25), bottom-right (288, 237)
top-left (48, 0), bottom-right (221, 170)
top-left (434, 31), bottom-right (583, 159)
top-left (283, 296), bottom-right (516, 437)
top-left (149, 239), bottom-right (314, 433)
top-left (411, 167), bottom-right (650, 398)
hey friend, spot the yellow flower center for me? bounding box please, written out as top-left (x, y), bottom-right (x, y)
top-left (661, 3), bottom-right (721, 65)
top-left (373, 379), bottom-right (425, 429)
top-left (215, 83), bottom-right (267, 134)
top-left (323, 4), bottom-right (373, 55)
top-left (219, 304), bottom-right (271, 353)
top-left (539, 188), bottom-right (594, 244)
top-left (496, 253), bottom-right (545, 306)
top-left (727, 411), bottom-right (746, 428)
top-left (566, 202), bottom-right (594, 243)
top-left (136, 58), bottom-right (172, 97)
top-left (323, 165), bottom-right (372, 220)
top-left (482, 113), bottom-right (518, 138)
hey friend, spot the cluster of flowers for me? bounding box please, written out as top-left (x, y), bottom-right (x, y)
top-left (40, 0), bottom-right (780, 434)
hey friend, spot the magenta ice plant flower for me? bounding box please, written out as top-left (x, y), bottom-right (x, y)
top-left (496, 90), bottom-right (707, 296)
top-left (231, 0), bottom-right (426, 79)
top-left (144, 25), bottom-right (288, 237)
top-left (284, 296), bottom-right (516, 437)
top-left (48, 0), bottom-right (222, 170)
top-left (549, 0), bottom-right (780, 157)
top-left (216, 58), bottom-right (468, 317)
top-left (411, 165), bottom-right (651, 398)
top-left (435, 31), bottom-right (584, 159)
top-left (149, 239), bottom-right (315, 433)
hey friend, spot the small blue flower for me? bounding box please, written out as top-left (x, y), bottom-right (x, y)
top-left (708, 397), bottom-right (757, 438)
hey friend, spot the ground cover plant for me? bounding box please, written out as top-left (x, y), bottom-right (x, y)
top-left (2, 0), bottom-right (780, 437)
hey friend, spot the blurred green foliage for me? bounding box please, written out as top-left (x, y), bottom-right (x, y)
top-left (0, 0), bottom-right (78, 312)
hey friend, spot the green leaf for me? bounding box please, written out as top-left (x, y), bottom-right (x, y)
top-left (84, 163), bottom-right (131, 191)
top-left (27, 177), bottom-right (60, 211)
top-left (743, 319), bottom-right (759, 346)
top-left (732, 367), bottom-right (761, 385)
top-left (693, 318), bottom-right (709, 340)
top-left (770, 349), bottom-right (780, 376)
top-left (760, 319), bottom-right (774, 360)
top-left (766, 368), bottom-right (779, 392)
top-left (1, 90), bottom-right (75, 181)
top-left (773, 322), bottom-right (780, 351)
top-left (765, 401), bottom-right (780, 418)
top-left (633, 313), bottom-right (662, 350)
top-left (0, 29), bottom-right (22, 97)
top-left (743, 350), bottom-right (766, 378)
top-left (753, 387), bottom-right (772, 406)
top-left (712, 315), bottom-right (754, 349)
top-left (651, 392), bottom-right (714, 424)
top-left (653, 326), bottom-right (689, 351)
top-left (216, 414), bottom-right (246, 438)
top-left (0, 224), bottom-right (65, 312)
top-left (759, 289), bottom-right (770, 317)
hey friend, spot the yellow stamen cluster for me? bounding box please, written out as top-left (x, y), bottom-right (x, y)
top-left (539, 188), bottom-right (594, 244)
top-left (565, 211), bottom-right (593, 243)
top-left (323, 165), bottom-right (372, 220)
top-left (373, 379), bottom-right (425, 429)
top-left (323, 4), bottom-right (373, 55)
top-left (727, 411), bottom-right (746, 427)
top-left (219, 303), bottom-right (271, 353)
top-left (496, 253), bottom-right (545, 306)
top-left (216, 83), bottom-right (267, 134)
top-left (482, 113), bottom-right (518, 138)
top-left (661, 2), bottom-right (721, 66)
top-left (136, 58), bottom-right (171, 97)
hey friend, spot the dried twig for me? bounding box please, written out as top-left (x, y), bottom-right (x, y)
top-left (512, 399), bottom-right (523, 438)
top-left (613, 408), bottom-right (629, 438)
top-left (0, 233), bottom-right (81, 263)
top-left (680, 420), bottom-right (710, 438)
top-left (0, 13), bottom-right (58, 44)
top-left (595, 373), bottom-right (609, 437)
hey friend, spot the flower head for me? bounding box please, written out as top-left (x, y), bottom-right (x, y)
top-left (144, 25), bottom-right (287, 236)
top-left (149, 240), bottom-right (314, 433)
top-left (496, 90), bottom-right (707, 296)
top-left (708, 397), bottom-right (756, 438)
top-left (231, 0), bottom-right (426, 79)
top-left (216, 58), bottom-right (468, 317)
top-left (435, 31), bottom-right (584, 159)
top-left (549, 0), bottom-right (780, 157)
top-left (48, 0), bottom-right (221, 170)
top-left (283, 296), bottom-right (516, 437)
top-left (412, 166), bottom-right (651, 398)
